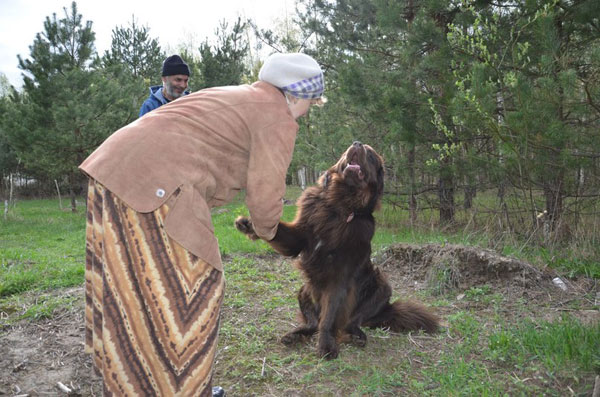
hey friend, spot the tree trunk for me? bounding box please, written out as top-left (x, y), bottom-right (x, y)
top-left (298, 167), bottom-right (307, 190)
top-left (67, 173), bottom-right (78, 213)
top-left (438, 157), bottom-right (455, 225)
top-left (70, 185), bottom-right (77, 213)
top-left (464, 182), bottom-right (477, 210)
top-left (407, 145), bottom-right (418, 224)
top-left (55, 179), bottom-right (63, 210)
top-left (543, 174), bottom-right (564, 232)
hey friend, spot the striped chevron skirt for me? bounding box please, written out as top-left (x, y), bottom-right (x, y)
top-left (84, 179), bottom-right (224, 396)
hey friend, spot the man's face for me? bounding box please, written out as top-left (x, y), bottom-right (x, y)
top-left (162, 74), bottom-right (189, 100)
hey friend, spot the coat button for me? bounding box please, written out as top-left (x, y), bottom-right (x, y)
top-left (156, 188), bottom-right (166, 198)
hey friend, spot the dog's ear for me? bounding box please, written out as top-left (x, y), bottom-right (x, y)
top-left (371, 149), bottom-right (385, 196)
top-left (364, 165), bottom-right (385, 213)
top-left (376, 163), bottom-right (385, 196)
top-left (367, 147), bottom-right (385, 197)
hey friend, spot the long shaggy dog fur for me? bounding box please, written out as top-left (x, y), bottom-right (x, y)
top-left (235, 141), bottom-right (439, 359)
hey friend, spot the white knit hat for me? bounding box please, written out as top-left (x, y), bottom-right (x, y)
top-left (259, 53), bottom-right (324, 99)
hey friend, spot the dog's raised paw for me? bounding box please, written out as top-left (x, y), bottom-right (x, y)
top-left (234, 216), bottom-right (259, 239)
top-left (234, 216), bottom-right (251, 233)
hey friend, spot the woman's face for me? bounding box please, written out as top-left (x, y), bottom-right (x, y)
top-left (288, 97), bottom-right (322, 120)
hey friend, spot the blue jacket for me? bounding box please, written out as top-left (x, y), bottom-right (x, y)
top-left (138, 85), bottom-right (190, 117)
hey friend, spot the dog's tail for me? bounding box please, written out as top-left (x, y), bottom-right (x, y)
top-left (364, 300), bottom-right (439, 334)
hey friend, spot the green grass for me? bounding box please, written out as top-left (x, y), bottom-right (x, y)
top-left (488, 315), bottom-right (600, 375)
top-left (0, 199), bottom-right (86, 297)
top-left (0, 192), bottom-right (292, 299)
top-left (21, 293), bottom-right (80, 320)
top-left (538, 247), bottom-right (600, 279)
top-left (1, 194), bottom-right (599, 395)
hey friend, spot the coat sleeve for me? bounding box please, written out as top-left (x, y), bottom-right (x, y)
top-left (245, 120), bottom-right (298, 240)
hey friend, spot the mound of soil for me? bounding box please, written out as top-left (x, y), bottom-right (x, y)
top-left (373, 243), bottom-right (598, 329)
top-left (374, 243), bottom-right (552, 290)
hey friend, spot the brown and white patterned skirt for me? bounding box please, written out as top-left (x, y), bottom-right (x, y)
top-left (85, 179), bottom-right (224, 396)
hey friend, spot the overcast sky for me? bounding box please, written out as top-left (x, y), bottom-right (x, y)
top-left (0, 0), bottom-right (293, 88)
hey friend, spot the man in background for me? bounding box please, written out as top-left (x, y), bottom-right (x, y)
top-left (139, 54), bottom-right (190, 117)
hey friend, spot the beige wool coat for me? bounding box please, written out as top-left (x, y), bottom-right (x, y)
top-left (79, 81), bottom-right (299, 272)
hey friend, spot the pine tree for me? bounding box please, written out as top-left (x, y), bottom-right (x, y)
top-left (196, 18), bottom-right (250, 89)
top-left (449, 0), bottom-right (600, 237)
top-left (0, 88), bottom-right (21, 199)
top-left (0, 73), bottom-right (11, 98)
top-left (8, 2), bottom-right (133, 211)
top-left (298, 0), bottom-right (465, 224)
top-left (102, 15), bottom-right (165, 120)
top-left (103, 16), bottom-right (164, 81)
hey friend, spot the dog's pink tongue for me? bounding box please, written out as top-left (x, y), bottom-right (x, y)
top-left (346, 164), bottom-right (361, 173)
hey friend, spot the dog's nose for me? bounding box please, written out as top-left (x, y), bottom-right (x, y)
top-left (353, 141), bottom-right (362, 147)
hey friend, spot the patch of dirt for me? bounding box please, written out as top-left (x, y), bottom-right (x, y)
top-left (0, 244), bottom-right (597, 396)
top-left (0, 287), bottom-right (102, 396)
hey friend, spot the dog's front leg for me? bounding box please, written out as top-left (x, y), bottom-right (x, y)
top-left (317, 282), bottom-right (349, 359)
top-left (235, 217), bottom-right (307, 257)
top-left (267, 222), bottom-right (307, 257)
top-left (281, 285), bottom-right (319, 345)
top-left (346, 267), bottom-right (392, 346)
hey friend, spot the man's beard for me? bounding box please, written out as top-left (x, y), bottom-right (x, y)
top-left (165, 81), bottom-right (184, 99)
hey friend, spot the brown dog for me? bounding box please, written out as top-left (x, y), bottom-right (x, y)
top-left (235, 141), bottom-right (438, 359)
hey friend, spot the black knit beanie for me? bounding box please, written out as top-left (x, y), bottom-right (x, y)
top-left (162, 55), bottom-right (190, 76)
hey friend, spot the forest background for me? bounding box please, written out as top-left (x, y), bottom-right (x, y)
top-left (1, 0), bottom-right (599, 267)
